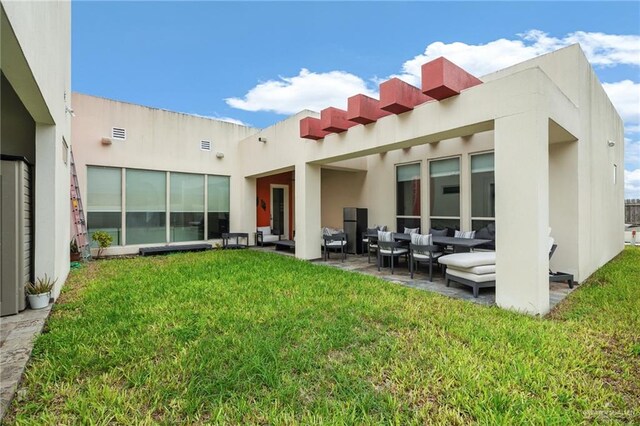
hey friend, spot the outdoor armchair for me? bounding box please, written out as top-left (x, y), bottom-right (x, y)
top-left (323, 232), bottom-right (347, 261)
top-left (377, 232), bottom-right (408, 274)
top-left (409, 243), bottom-right (444, 281)
top-left (256, 226), bottom-right (282, 246)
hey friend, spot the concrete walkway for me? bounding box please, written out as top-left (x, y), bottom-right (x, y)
top-left (0, 305), bottom-right (52, 420)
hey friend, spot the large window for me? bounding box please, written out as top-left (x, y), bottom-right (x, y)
top-left (207, 175), bottom-right (230, 239)
top-left (170, 173), bottom-right (204, 242)
top-left (87, 166), bottom-right (122, 245)
top-left (396, 163), bottom-right (421, 232)
top-left (429, 157), bottom-right (460, 231)
top-left (126, 169), bottom-right (166, 244)
top-left (471, 152), bottom-right (495, 232)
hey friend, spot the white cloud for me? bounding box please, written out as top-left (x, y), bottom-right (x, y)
top-left (226, 69), bottom-right (377, 114)
top-left (394, 30), bottom-right (640, 86)
top-left (625, 168), bottom-right (640, 198)
top-left (602, 80), bottom-right (640, 126)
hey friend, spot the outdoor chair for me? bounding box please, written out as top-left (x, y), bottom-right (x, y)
top-left (363, 228), bottom-right (379, 263)
top-left (377, 231), bottom-right (408, 274)
top-left (256, 226), bottom-right (281, 246)
top-left (409, 233), bottom-right (443, 281)
top-left (323, 232), bottom-right (347, 261)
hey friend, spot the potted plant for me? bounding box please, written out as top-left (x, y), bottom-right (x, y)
top-left (26, 275), bottom-right (56, 310)
top-left (70, 238), bottom-right (82, 261)
top-left (91, 230), bottom-right (113, 258)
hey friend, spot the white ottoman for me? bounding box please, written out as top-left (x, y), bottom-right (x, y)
top-left (438, 252), bottom-right (496, 298)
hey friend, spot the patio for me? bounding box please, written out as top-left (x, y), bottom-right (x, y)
top-left (252, 246), bottom-right (576, 309)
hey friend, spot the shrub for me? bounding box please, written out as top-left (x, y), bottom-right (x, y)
top-left (91, 231), bottom-right (113, 258)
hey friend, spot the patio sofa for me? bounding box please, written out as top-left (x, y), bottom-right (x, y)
top-left (256, 226), bottom-right (281, 246)
top-left (439, 252), bottom-right (496, 298)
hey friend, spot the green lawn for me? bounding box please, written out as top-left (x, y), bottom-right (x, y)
top-left (5, 247), bottom-right (640, 424)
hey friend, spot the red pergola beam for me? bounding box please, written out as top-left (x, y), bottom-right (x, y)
top-left (421, 57), bottom-right (482, 100)
top-left (320, 107), bottom-right (358, 133)
top-left (300, 117), bottom-right (329, 140)
top-left (379, 78), bottom-right (433, 114)
top-left (346, 94), bottom-right (392, 124)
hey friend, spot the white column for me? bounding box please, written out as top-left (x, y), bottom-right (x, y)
top-left (295, 162), bottom-right (322, 260)
top-left (34, 124), bottom-right (58, 290)
top-left (494, 112), bottom-right (550, 315)
top-left (231, 175), bottom-right (256, 245)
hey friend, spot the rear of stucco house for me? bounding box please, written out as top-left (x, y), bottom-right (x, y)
top-left (0, 1), bottom-right (623, 318)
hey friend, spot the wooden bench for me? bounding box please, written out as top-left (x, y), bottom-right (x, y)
top-left (139, 243), bottom-right (212, 256)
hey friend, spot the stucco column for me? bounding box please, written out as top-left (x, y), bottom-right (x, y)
top-left (494, 112), bottom-right (550, 315)
top-left (295, 162), bottom-right (322, 260)
top-left (233, 175), bottom-right (257, 245)
top-left (34, 124), bottom-right (57, 290)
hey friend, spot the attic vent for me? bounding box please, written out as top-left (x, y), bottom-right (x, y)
top-left (111, 127), bottom-right (126, 140)
top-left (200, 140), bottom-right (212, 151)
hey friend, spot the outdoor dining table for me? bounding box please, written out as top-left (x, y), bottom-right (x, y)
top-left (392, 233), bottom-right (491, 253)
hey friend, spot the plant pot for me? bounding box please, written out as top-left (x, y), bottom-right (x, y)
top-left (28, 293), bottom-right (50, 310)
top-left (70, 252), bottom-right (82, 262)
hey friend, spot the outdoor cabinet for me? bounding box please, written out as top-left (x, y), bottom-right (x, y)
top-left (1, 157), bottom-right (32, 316)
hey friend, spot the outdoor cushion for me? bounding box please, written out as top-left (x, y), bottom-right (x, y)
top-left (257, 226), bottom-right (272, 235)
top-left (413, 252), bottom-right (443, 260)
top-left (326, 240), bottom-right (347, 247)
top-left (404, 227), bottom-right (420, 234)
top-left (447, 268), bottom-right (496, 283)
top-left (450, 264), bottom-right (495, 275)
top-left (378, 231), bottom-right (394, 242)
top-left (411, 233), bottom-right (432, 246)
top-left (430, 228), bottom-right (448, 237)
top-left (380, 247), bottom-right (408, 255)
top-left (262, 234), bottom-right (280, 243)
top-left (375, 225), bottom-right (388, 231)
top-left (322, 227), bottom-right (342, 236)
top-left (455, 230), bottom-right (476, 239)
top-left (438, 252), bottom-right (496, 268)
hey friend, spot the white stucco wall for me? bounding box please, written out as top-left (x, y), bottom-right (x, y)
top-left (1, 1), bottom-right (71, 298)
top-left (71, 93), bottom-right (259, 255)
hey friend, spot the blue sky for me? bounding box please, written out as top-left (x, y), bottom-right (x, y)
top-left (72, 1), bottom-right (640, 196)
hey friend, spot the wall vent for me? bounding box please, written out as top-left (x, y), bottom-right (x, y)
top-left (200, 140), bottom-right (212, 151)
top-left (111, 127), bottom-right (126, 140)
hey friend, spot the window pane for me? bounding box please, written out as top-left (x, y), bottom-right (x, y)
top-left (396, 164), bottom-right (421, 216)
top-left (87, 166), bottom-right (121, 246)
top-left (471, 153), bottom-right (495, 218)
top-left (207, 175), bottom-right (230, 239)
top-left (126, 169), bottom-right (166, 244)
top-left (430, 158), bottom-right (460, 217)
top-left (170, 173), bottom-right (204, 242)
top-left (208, 175), bottom-right (230, 212)
top-left (430, 218), bottom-right (460, 231)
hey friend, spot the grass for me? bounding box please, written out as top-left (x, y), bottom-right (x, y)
top-left (5, 247), bottom-right (639, 425)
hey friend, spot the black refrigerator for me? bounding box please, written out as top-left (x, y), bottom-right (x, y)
top-left (343, 208), bottom-right (368, 254)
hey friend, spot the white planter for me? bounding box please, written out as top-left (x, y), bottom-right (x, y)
top-left (28, 293), bottom-right (50, 310)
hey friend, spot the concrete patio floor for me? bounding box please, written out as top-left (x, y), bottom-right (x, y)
top-left (252, 246), bottom-right (577, 308)
top-left (0, 305), bottom-right (52, 419)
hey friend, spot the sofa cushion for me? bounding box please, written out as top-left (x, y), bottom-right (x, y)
top-left (404, 227), bottom-right (420, 235)
top-left (447, 268), bottom-right (496, 283)
top-left (377, 231), bottom-right (394, 242)
top-left (449, 264), bottom-right (495, 275)
top-left (257, 226), bottom-right (272, 235)
top-left (430, 228), bottom-right (448, 237)
top-left (262, 235), bottom-right (280, 243)
top-left (438, 252), bottom-right (496, 268)
top-left (413, 252), bottom-right (443, 260)
top-left (411, 233), bottom-right (432, 246)
top-left (455, 230), bottom-right (476, 239)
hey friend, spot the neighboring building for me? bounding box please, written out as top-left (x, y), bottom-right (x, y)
top-left (1, 1), bottom-right (71, 315)
top-left (72, 44), bottom-right (624, 315)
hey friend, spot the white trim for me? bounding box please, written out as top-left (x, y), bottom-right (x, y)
top-left (270, 184), bottom-right (289, 239)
